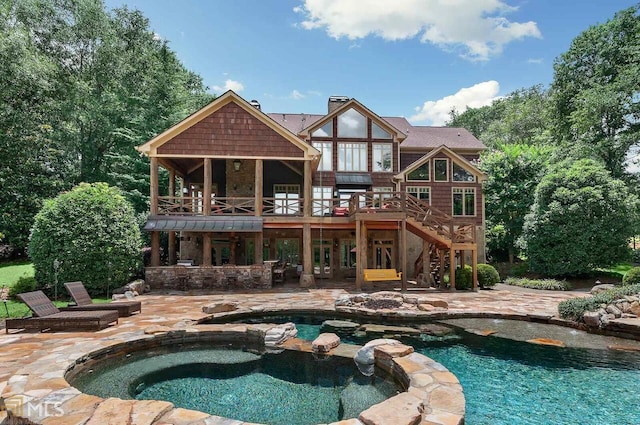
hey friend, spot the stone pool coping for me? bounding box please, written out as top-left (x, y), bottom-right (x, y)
top-left (2, 323), bottom-right (464, 425)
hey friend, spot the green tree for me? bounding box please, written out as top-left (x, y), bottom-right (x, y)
top-left (480, 144), bottom-right (551, 262)
top-left (1, 0), bottom-right (212, 253)
top-left (29, 183), bottom-right (142, 296)
top-left (0, 3), bottom-right (68, 252)
top-left (448, 85), bottom-right (551, 148)
top-left (522, 159), bottom-right (637, 276)
top-left (551, 5), bottom-right (640, 179)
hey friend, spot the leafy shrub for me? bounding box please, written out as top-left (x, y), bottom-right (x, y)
top-left (9, 276), bottom-right (38, 299)
top-left (623, 267), bottom-right (640, 285)
top-left (455, 265), bottom-right (473, 290)
top-left (558, 284), bottom-right (640, 321)
top-left (522, 159), bottom-right (635, 276)
top-left (477, 264), bottom-right (500, 288)
top-left (504, 277), bottom-right (571, 291)
top-left (632, 249), bottom-right (640, 264)
top-left (508, 261), bottom-right (529, 278)
top-left (29, 183), bottom-right (142, 296)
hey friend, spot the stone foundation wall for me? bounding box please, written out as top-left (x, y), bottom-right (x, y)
top-left (145, 265), bottom-right (272, 290)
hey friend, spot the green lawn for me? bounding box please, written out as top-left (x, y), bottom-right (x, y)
top-left (0, 261), bottom-right (34, 287)
top-left (597, 262), bottom-right (634, 279)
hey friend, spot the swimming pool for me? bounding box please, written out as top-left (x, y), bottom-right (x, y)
top-left (231, 314), bottom-right (640, 425)
top-left (69, 342), bottom-right (400, 425)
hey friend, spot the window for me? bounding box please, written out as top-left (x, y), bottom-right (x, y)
top-left (373, 187), bottom-right (393, 207)
top-left (372, 122), bottom-right (391, 139)
top-left (453, 188), bottom-right (475, 216)
top-left (274, 184), bottom-right (300, 215)
top-left (338, 142), bottom-right (367, 171)
top-left (337, 108), bottom-right (367, 138)
top-left (312, 121), bottom-right (333, 137)
top-left (313, 142), bottom-right (332, 171)
top-left (372, 143), bottom-right (392, 172)
top-left (407, 162), bottom-right (430, 181)
top-left (276, 239), bottom-right (299, 267)
top-left (434, 159), bottom-right (448, 181)
top-left (407, 186), bottom-right (430, 203)
top-left (452, 162), bottom-right (475, 182)
top-left (312, 186), bottom-right (333, 216)
top-left (339, 188), bottom-right (366, 207)
top-left (340, 240), bottom-right (357, 268)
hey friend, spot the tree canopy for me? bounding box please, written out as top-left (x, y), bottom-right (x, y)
top-left (522, 159), bottom-right (636, 276)
top-left (0, 0), bottom-right (213, 253)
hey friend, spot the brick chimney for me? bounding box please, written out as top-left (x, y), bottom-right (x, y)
top-left (328, 96), bottom-right (349, 113)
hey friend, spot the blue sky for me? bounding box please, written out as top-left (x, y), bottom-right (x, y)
top-left (104, 0), bottom-right (637, 125)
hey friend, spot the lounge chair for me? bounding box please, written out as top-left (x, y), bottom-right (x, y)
top-left (5, 291), bottom-right (118, 333)
top-left (62, 281), bottom-right (141, 317)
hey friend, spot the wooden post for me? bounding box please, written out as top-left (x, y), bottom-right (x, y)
top-left (151, 232), bottom-right (160, 267)
top-left (449, 249), bottom-right (456, 291)
top-left (255, 233), bottom-right (263, 264)
top-left (472, 248), bottom-right (478, 291)
top-left (203, 158), bottom-right (212, 216)
top-left (202, 233), bottom-right (212, 266)
top-left (301, 223), bottom-right (314, 287)
top-left (422, 240), bottom-right (431, 286)
top-left (439, 249), bottom-right (445, 288)
top-left (168, 169), bottom-right (176, 265)
top-left (356, 219), bottom-right (362, 291)
top-left (255, 159), bottom-right (263, 216)
top-left (150, 157), bottom-right (159, 215)
top-left (303, 159), bottom-right (312, 217)
top-left (401, 220), bottom-right (407, 292)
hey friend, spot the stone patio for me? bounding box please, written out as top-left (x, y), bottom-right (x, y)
top-left (1, 286), bottom-right (639, 425)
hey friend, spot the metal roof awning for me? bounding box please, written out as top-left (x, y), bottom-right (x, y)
top-left (143, 216), bottom-right (263, 232)
top-left (335, 173), bottom-right (373, 186)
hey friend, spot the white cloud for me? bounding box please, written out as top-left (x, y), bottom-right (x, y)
top-left (527, 58), bottom-right (543, 64)
top-left (290, 90), bottom-right (305, 100)
top-left (213, 79), bottom-right (245, 93)
top-left (410, 80), bottom-right (501, 125)
top-left (152, 32), bottom-right (162, 41)
top-left (295, 0), bottom-right (541, 61)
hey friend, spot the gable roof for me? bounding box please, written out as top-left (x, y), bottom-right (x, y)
top-left (395, 145), bottom-right (487, 182)
top-left (136, 90), bottom-right (320, 160)
top-left (397, 126), bottom-right (486, 151)
top-left (296, 98), bottom-right (407, 142)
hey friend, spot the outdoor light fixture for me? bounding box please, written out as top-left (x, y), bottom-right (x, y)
top-left (182, 187), bottom-right (189, 194)
top-left (233, 159), bottom-right (241, 171)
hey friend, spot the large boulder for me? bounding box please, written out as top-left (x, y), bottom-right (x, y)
top-left (320, 320), bottom-right (360, 336)
top-left (312, 333), bottom-right (340, 353)
top-left (354, 338), bottom-right (401, 376)
top-left (264, 322), bottom-right (297, 346)
top-left (202, 302), bottom-right (238, 314)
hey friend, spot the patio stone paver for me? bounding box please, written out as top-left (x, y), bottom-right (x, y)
top-left (0, 286), bottom-right (638, 425)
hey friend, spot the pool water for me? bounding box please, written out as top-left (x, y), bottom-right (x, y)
top-left (250, 316), bottom-right (640, 425)
top-left (69, 344), bottom-right (399, 425)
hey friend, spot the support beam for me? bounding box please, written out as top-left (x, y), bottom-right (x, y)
top-left (203, 158), bottom-right (212, 215)
top-left (401, 219), bottom-right (407, 292)
top-left (168, 169), bottom-right (176, 265)
top-left (422, 240), bottom-right (432, 287)
top-left (300, 223), bottom-right (314, 287)
top-left (438, 249), bottom-right (445, 288)
top-left (255, 233), bottom-right (263, 264)
top-left (202, 233), bottom-right (212, 267)
top-left (449, 249), bottom-right (456, 291)
top-left (356, 220), bottom-right (368, 291)
top-left (472, 248), bottom-right (478, 291)
top-left (303, 159), bottom-right (312, 217)
top-left (150, 232), bottom-right (160, 267)
top-left (150, 157), bottom-right (159, 215)
top-left (255, 159), bottom-right (263, 216)
top-left (168, 232), bottom-right (176, 265)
